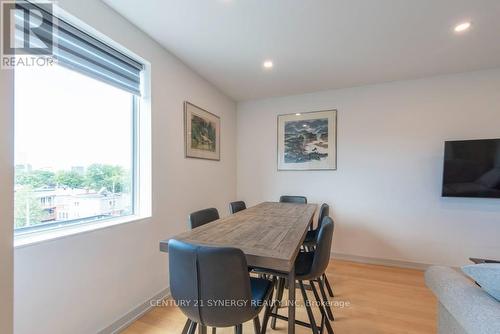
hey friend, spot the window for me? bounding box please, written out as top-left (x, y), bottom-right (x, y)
top-left (14, 6), bottom-right (149, 238)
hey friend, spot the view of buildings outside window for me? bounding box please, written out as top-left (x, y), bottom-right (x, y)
top-left (14, 64), bottom-right (135, 233)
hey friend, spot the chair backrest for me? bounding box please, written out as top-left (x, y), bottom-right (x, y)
top-left (189, 208), bottom-right (220, 229)
top-left (309, 216), bottom-right (334, 279)
top-left (279, 195), bottom-right (307, 204)
top-left (317, 203), bottom-right (330, 229)
top-left (168, 239), bottom-right (255, 327)
top-left (229, 201), bottom-right (247, 214)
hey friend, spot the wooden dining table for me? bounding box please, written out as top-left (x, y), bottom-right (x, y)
top-left (159, 201), bottom-right (317, 334)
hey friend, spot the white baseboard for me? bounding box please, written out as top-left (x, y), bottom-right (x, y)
top-left (331, 252), bottom-right (431, 271)
top-left (98, 287), bottom-right (170, 334)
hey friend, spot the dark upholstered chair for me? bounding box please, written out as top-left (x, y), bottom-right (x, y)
top-left (303, 203), bottom-right (329, 248)
top-left (265, 217), bottom-right (335, 334)
top-left (279, 195), bottom-right (307, 204)
top-left (229, 201), bottom-right (247, 214)
top-left (189, 208), bottom-right (219, 229)
top-left (302, 205), bottom-right (335, 304)
top-left (169, 240), bottom-right (275, 334)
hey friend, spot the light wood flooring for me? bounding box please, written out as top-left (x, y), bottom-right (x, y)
top-left (122, 260), bottom-right (436, 334)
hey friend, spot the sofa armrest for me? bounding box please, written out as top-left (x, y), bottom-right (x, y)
top-left (425, 266), bottom-right (500, 334)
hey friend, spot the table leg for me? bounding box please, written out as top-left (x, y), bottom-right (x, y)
top-left (288, 266), bottom-right (296, 334)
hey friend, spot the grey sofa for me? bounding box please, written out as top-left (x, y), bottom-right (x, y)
top-left (425, 266), bottom-right (500, 334)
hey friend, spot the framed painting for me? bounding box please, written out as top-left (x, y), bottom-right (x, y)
top-left (277, 109), bottom-right (337, 171)
top-left (184, 101), bottom-right (220, 161)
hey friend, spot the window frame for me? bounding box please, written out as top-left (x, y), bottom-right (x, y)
top-left (13, 7), bottom-right (152, 248)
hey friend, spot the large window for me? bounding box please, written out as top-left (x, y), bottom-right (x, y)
top-left (13, 7), bottom-right (148, 237)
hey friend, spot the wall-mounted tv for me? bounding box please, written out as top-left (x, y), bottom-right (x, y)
top-left (442, 139), bottom-right (500, 198)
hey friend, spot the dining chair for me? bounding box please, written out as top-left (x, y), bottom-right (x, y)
top-left (279, 195), bottom-right (307, 204)
top-left (302, 205), bottom-right (335, 311)
top-left (303, 203), bottom-right (329, 249)
top-left (229, 201), bottom-right (247, 214)
top-left (263, 217), bottom-right (335, 334)
top-left (189, 208), bottom-right (220, 229)
top-left (169, 239), bottom-right (275, 334)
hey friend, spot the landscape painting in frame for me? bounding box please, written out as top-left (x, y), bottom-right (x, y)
top-left (277, 110), bottom-right (337, 170)
top-left (184, 101), bottom-right (220, 161)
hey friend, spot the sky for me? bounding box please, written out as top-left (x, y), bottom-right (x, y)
top-left (15, 64), bottom-right (134, 171)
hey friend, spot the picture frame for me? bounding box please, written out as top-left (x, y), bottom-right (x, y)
top-left (277, 109), bottom-right (337, 171)
top-left (184, 101), bottom-right (220, 161)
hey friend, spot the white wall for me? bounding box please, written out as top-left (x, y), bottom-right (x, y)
top-left (13, 1), bottom-right (236, 333)
top-left (0, 33), bottom-right (14, 334)
top-left (237, 68), bottom-right (500, 267)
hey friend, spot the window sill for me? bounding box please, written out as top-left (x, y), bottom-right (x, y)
top-left (13, 214), bottom-right (151, 249)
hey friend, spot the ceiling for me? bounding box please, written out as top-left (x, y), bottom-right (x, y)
top-left (103, 0), bottom-right (500, 101)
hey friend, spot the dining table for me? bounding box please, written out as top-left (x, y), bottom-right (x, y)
top-left (159, 201), bottom-right (317, 334)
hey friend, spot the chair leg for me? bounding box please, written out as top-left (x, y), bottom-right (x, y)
top-left (323, 274), bottom-right (334, 297)
top-left (234, 324), bottom-right (243, 334)
top-left (253, 316), bottom-right (261, 334)
top-left (270, 277), bottom-right (285, 329)
top-left (299, 281), bottom-right (319, 334)
top-left (319, 314), bottom-right (325, 334)
top-left (318, 277), bottom-right (335, 321)
top-left (188, 322), bottom-right (198, 334)
top-left (211, 327), bottom-right (216, 334)
top-left (199, 325), bottom-right (207, 334)
top-left (182, 319), bottom-right (192, 334)
top-left (260, 278), bottom-right (276, 334)
top-left (310, 281), bottom-right (334, 334)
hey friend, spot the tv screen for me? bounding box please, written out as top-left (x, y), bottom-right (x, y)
top-left (442, 139), bottom-right (500, 198)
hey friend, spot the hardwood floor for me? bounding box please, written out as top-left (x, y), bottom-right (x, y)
top-left (122, 260), bottom-right (436, 334)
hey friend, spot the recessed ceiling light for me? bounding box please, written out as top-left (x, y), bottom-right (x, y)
top-left (263, 60), bottom-right (273, 69)
top-left (454, 21), bottom-right (471, 33)
top-left (295, 113), bottom-right (301, 116)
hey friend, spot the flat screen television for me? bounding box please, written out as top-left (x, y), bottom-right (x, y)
top-left (442, 139), bottom-right (500, 198)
